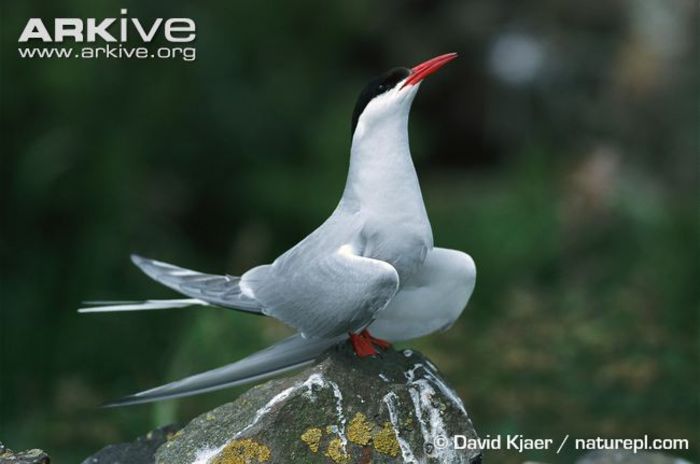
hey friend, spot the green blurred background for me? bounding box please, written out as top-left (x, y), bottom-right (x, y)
top-left (1, 1), bottom-right (698, 462)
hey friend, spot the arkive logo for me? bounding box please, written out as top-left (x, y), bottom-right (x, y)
top-left (17, 9), bottom-right (197, 62)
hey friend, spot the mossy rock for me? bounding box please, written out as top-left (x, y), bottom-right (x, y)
top-left (156, 344), bottom-right (481, 464)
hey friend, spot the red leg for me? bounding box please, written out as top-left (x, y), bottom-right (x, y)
top-left (349, 332), bottom-right (378, 357)
top-left (360, 329), bottom-right (392, 350)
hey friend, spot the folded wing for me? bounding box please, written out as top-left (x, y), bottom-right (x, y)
top-left (244, 245), bottom-right (399, 338)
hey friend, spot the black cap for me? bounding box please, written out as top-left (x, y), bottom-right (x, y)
top-left (351, 67), bottom-right (411, 135)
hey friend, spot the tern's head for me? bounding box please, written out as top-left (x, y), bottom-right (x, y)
top-left (351, 52), bottom-right (458, 138)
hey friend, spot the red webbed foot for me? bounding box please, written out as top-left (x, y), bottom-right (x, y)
top-left (360, 329), bottom-right (392, 350)
top-left (349, 332), bottom-right (378, 357)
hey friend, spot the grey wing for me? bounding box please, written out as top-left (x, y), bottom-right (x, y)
top-left (243, 246), bottom-right (399, 338)
top-left (131, 255), bottom-right (262, 313)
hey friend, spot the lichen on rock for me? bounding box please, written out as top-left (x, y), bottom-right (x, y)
top-left (325, 437), bottom-right (350, 463)
top-left (300, 428), bottom-right (323, 453)
top-left (374, 422), bottom-right (401, 457)
top-left (347, 413), bottom-right (373, 446)
top-left (209, 439), bottom-right (270, 464)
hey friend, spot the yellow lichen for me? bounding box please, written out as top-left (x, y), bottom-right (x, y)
top-left (300, 427), bottom-right (323, 453)
top-left (373, 422), bottom-right (400, 457)
top-left (348, 412), bottom-right (375, 446)
top-left (210, 438), bottom-right (271, 464)
top-left (324, 437), bottom-right (349, 464)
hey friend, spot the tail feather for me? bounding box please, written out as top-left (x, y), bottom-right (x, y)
top-left (130, 255), bottom-right (263, 314)
top-left (104, 333), bottom-right (346, 407)
top-left (78, 299), bottom-right (207, 313)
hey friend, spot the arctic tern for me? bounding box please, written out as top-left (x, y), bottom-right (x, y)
top-left (81, 52), bottom-right (476, 406)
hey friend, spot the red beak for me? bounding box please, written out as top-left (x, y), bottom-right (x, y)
top-left (402, 52), bottom-right (458, 88)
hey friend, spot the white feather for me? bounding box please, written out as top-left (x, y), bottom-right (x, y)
top-left (78, 298), bottom-right (207, 313)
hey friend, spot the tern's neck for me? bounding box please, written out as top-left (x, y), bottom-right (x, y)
top-left (341, 112), bottom-right (423, 210)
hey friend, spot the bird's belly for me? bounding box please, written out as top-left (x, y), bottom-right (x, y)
top-left (369, 248), bottom-right (476, 342)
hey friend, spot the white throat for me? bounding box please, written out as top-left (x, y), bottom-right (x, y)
top-left (341, 86), bottom-right (425, 213)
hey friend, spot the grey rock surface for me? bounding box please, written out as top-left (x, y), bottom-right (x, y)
top-left (81, 425), bottom-right (181, 464)
top-left (156, 344), bottom-right (481, 464)
top-left (0, 443), bottom-right (50, 464)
